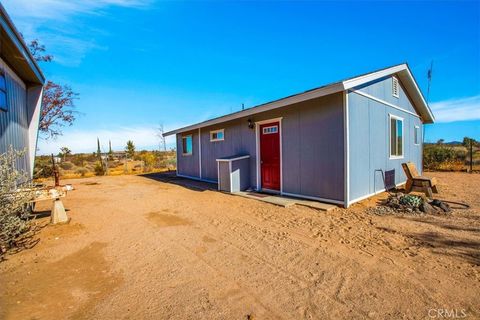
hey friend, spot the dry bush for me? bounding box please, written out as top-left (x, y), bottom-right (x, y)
top-left (0, 146), bottom-right (39, 260)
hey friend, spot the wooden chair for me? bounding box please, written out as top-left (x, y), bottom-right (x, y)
top-left (401, 162), bottom-right (438, 198)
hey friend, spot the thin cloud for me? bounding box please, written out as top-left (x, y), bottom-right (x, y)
top-left (2, 0), bottom-right (152, 67)
top-left (37, 124), bottom-right (179, 155)
top-left (430, 95), bottom-right (480, 123)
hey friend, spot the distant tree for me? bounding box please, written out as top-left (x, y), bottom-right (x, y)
top-left (125, 140), bottom-right (135, 159)
top-left (436, 139), bottom-right (445, 145)
top-left (462, 137), bottom-right (477, 147)
top-left (28, 39), bottom-right (78, 139)
top-left (59, 147), bottom-right (71, 162)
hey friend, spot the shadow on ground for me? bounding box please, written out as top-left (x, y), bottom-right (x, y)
top-left (377, 225), bottom-right (480, 266)
top-left (140, 171), bottom-right (217, 192)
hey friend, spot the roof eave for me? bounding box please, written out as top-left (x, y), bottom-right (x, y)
top-left (0, 3), bottom-right (45, 85)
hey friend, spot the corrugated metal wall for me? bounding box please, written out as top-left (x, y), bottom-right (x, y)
top-left (0, 71), bottom-right (29, 173)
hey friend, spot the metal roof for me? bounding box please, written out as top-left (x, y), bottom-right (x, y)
top-left (0, 3), bottom-right (45, 85)
top-left (164, 63), bottom-right (434, 136)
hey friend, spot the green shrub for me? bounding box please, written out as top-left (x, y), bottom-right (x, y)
top-left (424, 145), bottom-right (457, 170)
top-left (94, 162), bottom-right (105, 176)
top-left (75, 167), bottom-right (88, 177)
top-left (59, 162), bottom-right (74, 170)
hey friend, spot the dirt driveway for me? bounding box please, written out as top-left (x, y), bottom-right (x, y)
top-left (1, 172), bottom-right (479, 319)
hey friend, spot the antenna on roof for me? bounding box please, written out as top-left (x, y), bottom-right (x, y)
top-left (427, 60), bottom-right (434, 103)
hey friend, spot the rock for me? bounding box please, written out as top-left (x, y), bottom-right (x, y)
top-left (419, 202), bottom-right (436, 214)
top-left (430, 199), bottom-right (452, 213)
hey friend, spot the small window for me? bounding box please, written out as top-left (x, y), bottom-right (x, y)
top-left (392, 77), bottom-right (399, 98)
top-left (182, 135), bottom-right (192, 155)
top-left (414, 126), bottom-right (420, 145)
top-left (390, 115), bottom-right (403, 158)
top-left (262, 126), bottom-right (278, 134)
top-left (210, 129), bottom-right (224, 142)
top-left (0, 72), bottom-right (7, 112)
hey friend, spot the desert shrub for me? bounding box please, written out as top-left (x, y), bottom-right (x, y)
top-left (33, 157), bottom-right (54, 179)
top-left (59, 162), bottom-right (74, 170)
top-left (424, 144), bottom-right (457, 170)
top-left (75, 167), bottom-right (88, 177)
top-left (94, 162), bottom-right (105, 176)
top-left (0, 146), bottom-right (38, 259)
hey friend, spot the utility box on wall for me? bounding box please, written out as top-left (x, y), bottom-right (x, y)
top-left (216, 155), bottom-right (250, 193)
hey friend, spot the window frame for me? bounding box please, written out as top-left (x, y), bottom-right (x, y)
top-left (392, 76), bottom-right (399, 98)
top-left (0, 72), bottom-right (7, 112)
top-left (414, 125), bottom-right (420, 145)
top-left (389, 114), bottom-right (404, 159)
top-left (210, 129), bottom-right (224, 142)
top-left (181, 134), bottom-right (193, 156)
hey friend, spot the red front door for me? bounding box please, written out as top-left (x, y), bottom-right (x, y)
top-left (260, 122), bottom-right (280, 191)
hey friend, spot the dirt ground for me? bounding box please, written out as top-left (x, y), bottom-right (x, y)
top-left (1, 172), bottom-right (479, 319)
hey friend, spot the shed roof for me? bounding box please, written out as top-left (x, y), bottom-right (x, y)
top-left (0, 3), bottom-right (45, 85)
top-left (164, 63), bottom-right (434, 136)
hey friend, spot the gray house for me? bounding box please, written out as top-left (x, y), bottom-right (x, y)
top-left (164, 64), bottom-right (434, 207)
top-left (0, 4), bottom-right (45, 178)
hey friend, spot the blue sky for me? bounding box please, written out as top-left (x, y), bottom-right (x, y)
top-left (3, 0), bottom-right (480, 154)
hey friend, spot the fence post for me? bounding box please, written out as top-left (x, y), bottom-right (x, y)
top-left (470, 139), bottom-right (473, 173)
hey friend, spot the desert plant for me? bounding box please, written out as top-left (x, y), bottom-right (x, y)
top-left (125, 140), bottom-right (135, 159)
top-left (0, 146), bottom-right (38, 259)
top-left (75, 167), bottom-right (88, 177)
top-left (94, 161), bottom-right (105, 176)
top-left (424, 144), bottom-right (457, 170)
top-left (59, 162), bottom-right (74, 170)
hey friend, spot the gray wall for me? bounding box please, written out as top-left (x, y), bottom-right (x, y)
top-left (176, 129), bottom-right (200, 177)
top-left (0, 70), bottom-right (30, 174)
top-left (348, 75), bottom-right (423, 202)
top-left (176, 93), bottom-right (345, 202)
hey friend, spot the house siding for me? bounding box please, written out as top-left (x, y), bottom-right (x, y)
top-left (175, 93), bottom-right (345, 202)
top-left (0, 60), bottom-right (30, 174)
top-left (176, 130), bottom-right (200, 178)
top-left (348, 76), bottom-right (423, 202)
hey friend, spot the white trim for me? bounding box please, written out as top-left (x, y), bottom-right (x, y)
top-left (348, 181), bottom-right (406, 206)
top-left (389, 114), bottom-right (404, 159)
top-left (255, 117), bottom-right (283, 193)
top-left (343, 91), bottom-right (350, 208)
top-left (176, 173), bottom-right (217, 184)
top-left (392, 76), bottom-right (400, 98)
top-left (217, 163), bottom-right (220, 191)
top-left (414, 125), bottom-right (420, 145)
top-left (350, 89), bottom-right (421, 119)
top-left (209, 129), bottom-right (225, 142)
top-left (229, 161), bottom-right (233, 192)
top-left (281, 192), bottom-right (344, 206)
top-left (255, 117), bottom-right (283, 125)
top-left (181, 134), bottom-right (193, 156)
top-left (198, 128), bottom-right (202, 178)
top-left (216, 155), bottom-right (250, 162)
top-left (342, 65), bottom-right (407, 90)
top-left (164, 63), bottom-right (434, 137)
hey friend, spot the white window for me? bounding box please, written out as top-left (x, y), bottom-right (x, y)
top-left (210, 129), bottom-right (224, 142)
top-left (262, 126), bottom-right (278, 134)
top-left (182, 135), bottom-right (192, 155)
top-left (414, 126), bottom-right (420, 145)
top-left (392, 76), bottom-right (399, 98)
top-left (389, 115), bottom-right (404, 158)
top-left (0, 72), bottom-right (7, 112)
